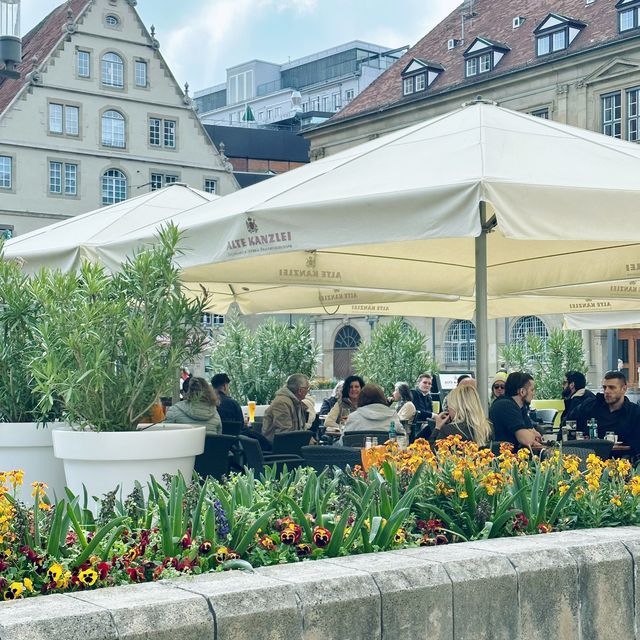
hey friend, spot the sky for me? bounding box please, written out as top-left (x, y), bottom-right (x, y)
top-left (21, 0), bottom-right (460, 91)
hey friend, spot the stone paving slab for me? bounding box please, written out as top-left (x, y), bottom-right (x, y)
top-left (259, 558), bottom-right (381, 640)
top-left (69, 581), bottom-right (213, 640)
top-left (167, 569), bottom-right (302, 640)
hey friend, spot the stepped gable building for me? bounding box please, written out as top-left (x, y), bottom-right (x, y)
top-left (0, 0), bottom-right (237, 238)
top-left (303, 0), bottom-right (640, 385)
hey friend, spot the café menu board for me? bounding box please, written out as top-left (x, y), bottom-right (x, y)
top-left (439, 373), bottom-right (473, 390)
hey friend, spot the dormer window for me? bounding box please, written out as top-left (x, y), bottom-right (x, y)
top-left (534, 13), bottom-right (585, 56)
top-left (617, 0), bottom-right (640, 32)
top-left (401, 58), bottom-right (444, 96)
top-left (463, 38), bottom-right (510, 78)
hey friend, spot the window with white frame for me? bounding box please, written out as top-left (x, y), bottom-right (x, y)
top-left (535, 14), bottom-right (584, 57)
top-left (148, 117), bottom-right (176, 148)
top-left (466, 52), bottom-right (493, 77)
top-left (510, 316), bottom-right (549, 347)
top-left (618, 1), bottom-right (640, 32)
top-left (150, 173), bottom-right (178, 191)
top-left (164, 120), bottom-right (176, 147)
top-left (275, 106), bottom-right (281, 118)
top-left (414, 73), bottom-right (426, 91)
top-left (77, 50), bottom-right (90, 77)
top-left (49, 161), bottom-right (77, 196)
top-left (101, 52), bottom-right (124, 88)
top-left (403, 77), bottom-right (414, 95)
top-left (602, 92), bottom-right (622, 138)
top-left (48, 103), bottom-right (79, 136)
top-left (202, 312), bottom-right (224, 327)
top-left (0, 156), bottom-right (11, 189)
top-left (101, 110), bottom-right (125, 148)
top-left (135, 60), bottom-right (147, 87)
top-left (204, 179), bottom-right (217, 194)
top-left (344, 89), bottom-right (354, 103)
top-left (102, 169), bottom-right (127, 205)
top-left (444, 320), bottom-right (476, 365)
top-left (628, 88), bottom-right (640, 141)
top-left (332, 93), bottom-right (340, 110)
top-left (530, 108), bottom-right (550, 119)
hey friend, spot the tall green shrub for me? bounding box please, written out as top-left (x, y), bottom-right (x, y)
top-left (351, 317), bottom-right (438, 394)
top-left (500, 328), bottom-right (587, 399)
top-left (208, 315), bottom-right (320, 404)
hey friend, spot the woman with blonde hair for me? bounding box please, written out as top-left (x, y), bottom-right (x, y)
top-left (164, 376), bottom-right (222, 434)
top-left (429, 384), bottom-right (492, 446)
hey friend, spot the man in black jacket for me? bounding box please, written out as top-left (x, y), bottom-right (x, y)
top-left (560, 371), bottom-right (595, 426)
top-left (576, 371), bottom-right (640, 457)
top-left (211, 373), bottom-right (244, 424)
top-left (412, 373), bottom-right (436, 422)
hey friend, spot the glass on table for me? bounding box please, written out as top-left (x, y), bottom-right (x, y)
top-left (248, 400), bottom-right (256, 423)
top-left (605, 431), bottom-right (618, 443)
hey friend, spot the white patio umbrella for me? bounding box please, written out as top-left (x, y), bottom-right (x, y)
top-left (9, 100), bottom-right (640, 402)
top-left (3, 183), bottom-right (217, 273)
top-left (564, 311), bottom-right (640, 330)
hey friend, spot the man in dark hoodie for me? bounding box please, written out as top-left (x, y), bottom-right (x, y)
top-left (576, 371), bottom-right (640, 457)
top-left (262, 373), bottom-right (309, 442)
top-left (560, 370), bottom-right (595, 426)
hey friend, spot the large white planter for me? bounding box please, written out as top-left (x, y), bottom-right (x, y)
top-left (52, 423), bottom-right (205, 501)
top-left (0, 422), bottom-right (67, 503)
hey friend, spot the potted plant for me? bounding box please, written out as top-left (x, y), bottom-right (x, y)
top-left (30, 225), bottom-right (209, 500)
top-left (0, 246), bottom-right (66, 502)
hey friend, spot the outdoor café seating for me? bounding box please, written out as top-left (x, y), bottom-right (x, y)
top-left (194, 433), bottom-right (238, 480)
top-left (301, 445), bottom-right (361, 473)
top-left (342, 431), bottom-right (390, 448)
top-left (564, 438), bottom-right (614, 460)
top-left (271, 430), bottom-right (313, 457)
top-left (237, 435), bottom-right (302, 475)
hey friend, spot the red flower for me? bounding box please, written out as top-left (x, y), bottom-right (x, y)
top-left (296, 543), bottom-right (312, 557)
top-left (274, 517), bottom-right (295, 532)
top-left (258, 535), bottom-right (276, 551)
top-left (538, 523), bottom-right (552, 534)
top-left (96, 562), bottom-right (110, 580)
top-left (199, 540), bottom-right (213, 555)
top-left (312, 527), bottom-right (331, 548)
top-left (426, 519), bottom-right (444, 533)
top-left (123, 547), bottom-right (139, 563)
top-left (180, 530), bottom-right (192, 550)
top-left (434, 533), bottom-right (448, 545)
top-left (280, 524), bottom-right (302, 545)
top-left (65, 531), bottom-right (78, 546)
top-left (513, 513), bottom-right (529, 532)
top-left (419, 534), bottom-right (437, 546)
top-left (126, 566), bottom-right (145, 582)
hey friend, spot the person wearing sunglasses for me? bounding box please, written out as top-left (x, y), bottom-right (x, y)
top-left (490, 371), bottom-right (508, 406)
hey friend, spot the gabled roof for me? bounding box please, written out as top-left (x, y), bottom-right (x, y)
top-left (464, 37), bottom-right (511, 56)
top-left (401, 58), bottom-right (445, 75)
top-left (0, 0), bottom-right (90, 116)
top-left (533, 13), bottom-right (586, 34)
top-left (331, 0), bottom-right (635, 124)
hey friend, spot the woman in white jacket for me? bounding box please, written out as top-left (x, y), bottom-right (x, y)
top-left (342, 383), bottom-right (404, 436)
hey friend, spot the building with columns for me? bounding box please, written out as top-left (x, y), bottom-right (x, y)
top-left (301, 0), bottom-right (640, 387)
top-left (0, 0), bottom-right (237, 238)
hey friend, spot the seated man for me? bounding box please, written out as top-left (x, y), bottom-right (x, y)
top-left (489, 372), bottom-right (542, 448)
top-left (411, 373), bottom-right (436, 422)
top-left (560, 370), bottom-right (595, 426)
top-left (210, 372), bottom-right (244, 424)
top-left (576, 371), bottom-right (640, 457)
top-left (262, 373), bottom-right (310, 442)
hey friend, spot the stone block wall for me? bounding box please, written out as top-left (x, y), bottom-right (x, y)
top-left (1, 527), bottom-right (639, 639)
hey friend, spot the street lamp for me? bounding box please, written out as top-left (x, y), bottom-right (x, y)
top-left (0, 0), bottom-right (21, 80)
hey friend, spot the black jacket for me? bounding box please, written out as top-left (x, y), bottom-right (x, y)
top-left (320, 395), bottom-right (338, 416)
top-left (216, 391), bottom-right (245, 425)
top-left (576, 393), bottom-right (640, 457)
top-left (411, 389), bottom-right (434, 422)
top-left (560, 388), bottom-right (595, 426)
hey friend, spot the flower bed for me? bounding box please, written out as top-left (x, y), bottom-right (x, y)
top-left (2, 436), bottom-right (639, 601)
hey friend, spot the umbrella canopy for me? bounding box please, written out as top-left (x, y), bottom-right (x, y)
top-left (3, 183), bottom-right (217, 273)
top-left (564, 311), bottom-right (640, 330)
top-left (9, 100), bottom-right (640, 400)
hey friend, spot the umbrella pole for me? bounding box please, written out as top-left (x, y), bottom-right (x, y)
top-left (475, 202), bottom-right (490, 408)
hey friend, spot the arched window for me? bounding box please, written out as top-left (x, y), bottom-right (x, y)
top-left (101, 110), bottom-right (125, 148)
top-left (105, 15), bottom-right (120, 28)
top-left (101, 52), bottom-right (124, 87)
top-left (102, 169), bottom-right (127, 205)
top-left (511, 316), bottom-right (549, 346)
top-left (333, 325), bottom-right (361, 379)
top-left (444, 319), bottom-right (476, 365)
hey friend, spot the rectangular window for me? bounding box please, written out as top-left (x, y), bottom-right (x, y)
top-left (332, 93), bottom-right (340, 110)
top-left (49, 161), bottom-right (78, 195)
top-left (414, 74), bottom-right (426, 91)
top-left (204, 179), bottom-right (217, 194)
top-left (531, 108), bottom-right (549, 119)
top-left (163, 120), bottom-right (176, 148)
top-left (537, 35), bottom-right (551, 56)
top-left (49, 103), bottom-right (79, 136)
top-left (602, 93), bottom-right (622, 139)
top-left (0, 156), bottom-right (12, 189)
top-left (619, 7), bottom-right (638, 31)
top-left (135, 60), bottom-right (147, 87)
top-left (77, 50), bottom-right (90, 77)
top-left (465, 57), bottom-right (478, 77)
top-left (321, 96), bottom-right (329, 111)
top-left (345, 89), bottom-right (354, 102)
top-left (275, 106), bottom-right (281, 118)
top-left (537, 29), bottom-right (568, 56)
top-left (150, 173), bottom-right (179, 190)
top-left (552, 30), bottom-right (566, 51)
top-left (628, 89), bottom-right (640, 142)
top-left (149, 118), bottom-right (161, 145)
top-left (266, 108), bottom-right (273, 119)
top-left (479, 53), bottom-right (492, 73)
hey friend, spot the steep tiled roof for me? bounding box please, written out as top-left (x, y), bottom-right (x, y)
top-left (0, 0), bottom-right (90, 116)
top-left (334, 0), bottom-right (638, 123)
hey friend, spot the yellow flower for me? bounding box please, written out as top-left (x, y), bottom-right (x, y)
top-left (575, 488), bottom-right (585, 500)
top-left (78, 568), bottom-right (98, 587)
top-left (459, 491), bottom-right (469, 499)
top-left (628, 476), bottom-right (640, 497)
top-left (47, 563), bottom-right (63, 583)
top-left (558, 481), bottom-right (569, 496)
top-left (8, 582), bottom-right (23, 598)
top-left (610, 495), bottom-right (622, 507)
top-left (31, 481), bottom-right (48, 498)
top-left (23, 578), bottom-right (33, 592)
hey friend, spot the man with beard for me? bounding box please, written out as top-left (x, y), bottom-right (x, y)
top-left (576, 371), bottom-right (640, 457)
top-left (559, 371), bottom-right (594, 426)
top-left (489, 371), bottom-right (542, 448)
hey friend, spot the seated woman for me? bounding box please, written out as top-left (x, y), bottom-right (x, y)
top-left (320, 380), bottom-right (343, 416)
top-left (342, 383), bottom-right (404, 437)
top-left (164, 377), bottom-right (222, 434)
top-left (392, 382), bottom-right (416, 425)
top-left (325, 375), bottom-right (365, 431)
top-left (429, 384), bottom-right (492, 446)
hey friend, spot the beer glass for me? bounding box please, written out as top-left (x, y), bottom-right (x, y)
top-left (248, 400), bottom-right (256, 423)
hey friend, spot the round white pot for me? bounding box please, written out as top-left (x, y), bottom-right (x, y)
top-left (0, 422), bottom-right (67, 503)
top-left (52, 424), bottom-right (205, 501)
